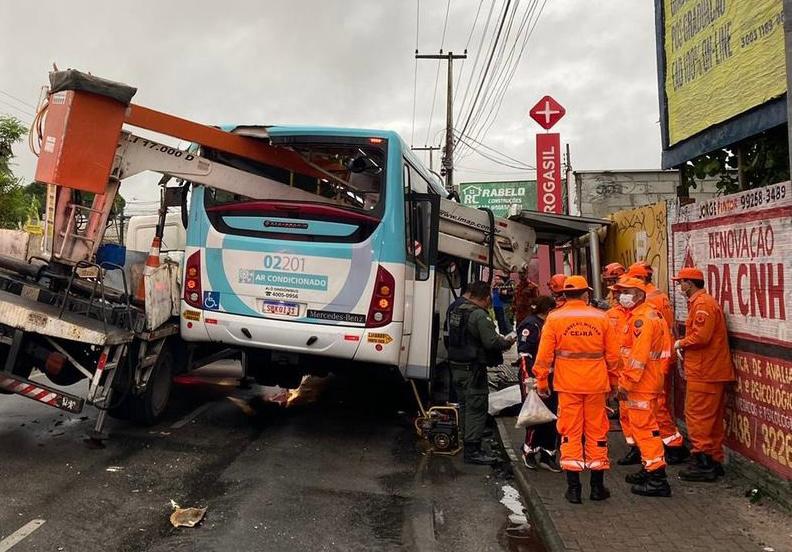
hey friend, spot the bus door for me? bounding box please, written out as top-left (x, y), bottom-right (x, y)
top-left (402, 162), bottom-right (440, 379)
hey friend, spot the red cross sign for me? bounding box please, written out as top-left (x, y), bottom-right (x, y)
top-left (529, 96), bottom-right (566, 130)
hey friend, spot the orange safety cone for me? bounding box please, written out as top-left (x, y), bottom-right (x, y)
top-left (135, 236), bottom-right (161, 303)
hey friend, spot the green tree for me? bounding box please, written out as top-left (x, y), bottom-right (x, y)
top-left (683, 125), bottom-right (790, 195)
top-left (0, 115), bottom-right (30, 229)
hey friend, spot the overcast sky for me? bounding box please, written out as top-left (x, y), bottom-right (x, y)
top-left (0, 1), bottom-right (661, 214)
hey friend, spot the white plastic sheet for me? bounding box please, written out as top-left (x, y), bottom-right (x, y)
top-left (488, 384), bottom-right (522, 416)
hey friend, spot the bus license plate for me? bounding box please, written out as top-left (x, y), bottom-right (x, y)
top-left (262, 301), bottom-right (300, 317)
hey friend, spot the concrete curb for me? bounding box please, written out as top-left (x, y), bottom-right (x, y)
top-left (495, 417), bottom-right (566, 552)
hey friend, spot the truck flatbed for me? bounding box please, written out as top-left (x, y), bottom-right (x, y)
top-left (0, 289), bottom-right (133, 346)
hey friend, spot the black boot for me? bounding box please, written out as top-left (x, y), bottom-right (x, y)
top-left (665, 444), bottom-right (691, 465)
top-left (631, 468), bottom-right (672, 497)
top-left (564, 471), bottom-right (582, 504)
top-left (617, 445), bottom-right (642, 465)
top-left (625, 468), bottom-right (649, 485)
top-left (463, 444), bottom-right (498, 465)
top-left (679, 453), bottom-right (718, 482)
top-left (589, 470), bottom-right (611, 501)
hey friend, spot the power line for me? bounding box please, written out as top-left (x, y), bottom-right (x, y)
top-left (455, 130), bottom-right (535, 169)
top-left (0, 98), bottom-right (34, 121)
top-left (464, 0), bottom-right (543, 150)
top-left (424, 0), bottom-right (452, 146)
top-left (455, 0), bottom-right (512, 147)
top-left (454, 133), bottom-right (534, 171)
top-left (410, 0), bottom-right (420, 146)
top-left (0, 88), bottom-right (36, 110)
top-left (454, 0), bottom-right (499, 123)
top-left (452, 0), bottom-right (485, 101)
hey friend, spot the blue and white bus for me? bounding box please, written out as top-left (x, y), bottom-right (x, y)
top-left (179, 126), bottom-right (449, 387)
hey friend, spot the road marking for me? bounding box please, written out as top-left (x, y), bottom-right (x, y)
top-left (170, 402), bottom-right (213, 429)
top-left (0, 519), bottom-right (45, 552)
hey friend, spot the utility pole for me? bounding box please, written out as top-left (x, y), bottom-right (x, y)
top-left (416, 50), bottom-right (467, 193)
top-left (411, 145), bottom-right (441, 171)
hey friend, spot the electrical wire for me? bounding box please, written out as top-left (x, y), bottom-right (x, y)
top-left (424, 0), bottom-right (452, 146)
top-left (454, 0), bottom-right (498, 123)
top-left (454, 133), bottom-right (534, 171)
top-left (467, 0), bottom-right (547, 150)
top-left (410, 0), bottom-right (420, 146)
top-left (454, 130), bottom-right (535, 169)
top-left (452, 0), bottom-right (485, 101)
top-left (0, 98), bottom-right (35, 120)
top-left (0, 88), bottom-right (37, 110)
top-left (455, 0), bottom-right (512, 146)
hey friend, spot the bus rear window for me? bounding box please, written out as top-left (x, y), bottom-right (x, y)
top-left (202, 137), bottom-right (386, 243)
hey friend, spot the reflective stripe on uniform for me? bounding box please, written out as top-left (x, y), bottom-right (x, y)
top-left (560, 459), bottom-right (586, 470)
top-left (650, 351), bottom-right (671, 360)
top-left (644, 455), bottom-right (665, 468)
top-left (627, 399), bottom-right (651, 410)
top-left (625, 436), bottom-right (635, 445)
top-left (662, 432), bottom-right (683, 445)
top-left (620, 346), bottom-right (632, 356)
top-left (556, 351), bottom-right (604, 360)
top-left (587, 459), bottom-right (608, 470)
top-left (629, 359), bottom-right (646, 370)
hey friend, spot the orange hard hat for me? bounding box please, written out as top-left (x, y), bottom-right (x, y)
top-left (672, 267), bottom-right (704, 281)
top-left (548, 274), bottom-right (567, 293)
top-left (627, 261), bottom-right (652, 279)
top-left (609, 277), bottom-right (648, 293)
top-left (601, 262), bottom-right (626, 279)
top-left (563, 275), bottom-right (592, 292)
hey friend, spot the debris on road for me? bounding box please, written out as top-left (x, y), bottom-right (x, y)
top-left (169, 500), bottom-right (207, 528)
top-left (105, 466), bottom-right (123, 473)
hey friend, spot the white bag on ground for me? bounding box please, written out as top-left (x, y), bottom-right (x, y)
top-left (515, 389), bottom-right (557, 428)
top-left (488, 384), bottom-right (522, 416)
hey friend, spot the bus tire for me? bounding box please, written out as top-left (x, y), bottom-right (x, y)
top-left (111, 342), bottom-right (173, 425)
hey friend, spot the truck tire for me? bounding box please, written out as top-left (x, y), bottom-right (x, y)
top-left (110, 342), bottom-right (173, 425)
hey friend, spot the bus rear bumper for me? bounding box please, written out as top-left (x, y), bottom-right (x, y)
top-left (180, 310), bottom-right (402, 365)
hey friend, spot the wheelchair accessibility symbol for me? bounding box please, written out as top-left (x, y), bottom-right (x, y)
top-left (203, 291), bottom-right (220, 311)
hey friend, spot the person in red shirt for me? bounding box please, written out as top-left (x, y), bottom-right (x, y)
top-left (672, 267), bottom-right (736, 481)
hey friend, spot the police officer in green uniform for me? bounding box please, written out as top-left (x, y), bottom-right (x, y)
top-left (447, 280), bottom-right (516, 464)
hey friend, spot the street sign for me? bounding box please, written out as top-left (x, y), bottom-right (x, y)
top-left (536, 133), bottom-right (562, 213)
top-left (458, 181), bottom-right (537, 218)
top-left (529, 96), bottom-right (566, 130)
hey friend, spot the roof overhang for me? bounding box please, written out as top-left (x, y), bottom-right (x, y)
top-left (511, 210), bottom-right (610, 246)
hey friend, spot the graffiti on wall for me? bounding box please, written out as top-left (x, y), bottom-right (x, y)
top-left (604, 201), bottom-right (670, 293)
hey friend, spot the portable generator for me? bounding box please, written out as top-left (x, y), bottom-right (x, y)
top-left (410, 381), bottom-right (462, 455)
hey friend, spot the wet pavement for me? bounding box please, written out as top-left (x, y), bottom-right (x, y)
top-left (0, 362), bottom-right (540, 551)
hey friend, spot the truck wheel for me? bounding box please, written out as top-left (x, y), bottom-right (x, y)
top-left (110, 342), bottom-right (173, 425)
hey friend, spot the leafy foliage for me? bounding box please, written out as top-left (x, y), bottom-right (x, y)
top-left (0, 115), bottom-right (32, 229)
top-left (684, 125), bottom-right (790, 195)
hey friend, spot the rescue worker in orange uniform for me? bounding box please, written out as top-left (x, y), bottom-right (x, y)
top-left (601, 263), bottom-right (626, 306)
top-left (610, 278), bottom-right (673, 497)
top-left (533, 276), bottom-right (621, 504)
top-left (626, 261), bottom-right (689, 465)
top-left (672, 267), bottom-right (735, 481)
top-left (547, 274), bottom-right (567, 309)
top-left (605, 278), bottom-right (637, 463)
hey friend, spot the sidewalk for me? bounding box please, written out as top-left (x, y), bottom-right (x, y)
top-left (497, 416), bottom-right (792, 552)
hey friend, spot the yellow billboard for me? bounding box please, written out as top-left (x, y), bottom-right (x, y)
top-left (664, 0), bottom-right (786, 145)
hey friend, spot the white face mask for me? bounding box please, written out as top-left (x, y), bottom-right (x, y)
top-left (618, 293), bottom-right (636, 309)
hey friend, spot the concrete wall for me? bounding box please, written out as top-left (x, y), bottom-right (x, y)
top-left (575, 170), bottom-right (720, 219)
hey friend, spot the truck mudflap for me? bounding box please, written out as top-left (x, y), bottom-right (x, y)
top-left (0, 372), bottom-right (85, 414)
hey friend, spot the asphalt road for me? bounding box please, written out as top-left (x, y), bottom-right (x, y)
top-left (0, 362), bottom-right (531, 551)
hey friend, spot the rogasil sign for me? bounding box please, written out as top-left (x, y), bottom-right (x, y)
top-left (536, 133), bottom-right (562, 214)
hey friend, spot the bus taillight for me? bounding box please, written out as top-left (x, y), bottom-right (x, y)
top-left (366, 265), bottom-right (395, 328)
top-left (184, 251), bottom-right (203, 308)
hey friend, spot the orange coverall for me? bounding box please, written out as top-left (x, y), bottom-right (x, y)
top-left (645, 283), bottom-right (684, 448)
top-left (620, 302), bottom-right (672, 472)
top-left (679, 290), bottom-right (736, 463)
top-left (534, 300), bottom-right (621, 472)
top-left (606, 304), bottom-right (633, 445)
